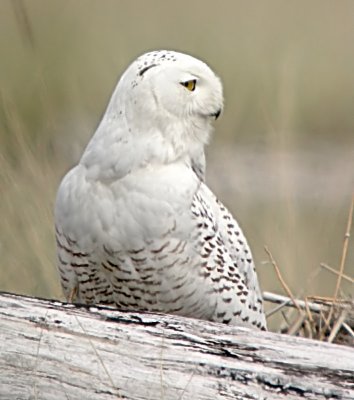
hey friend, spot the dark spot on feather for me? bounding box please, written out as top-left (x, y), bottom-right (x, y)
top-left (139, 63), bottom-right (158, 76)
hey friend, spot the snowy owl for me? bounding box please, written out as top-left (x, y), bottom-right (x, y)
top-left (55, 50), bottom-right (267, 330)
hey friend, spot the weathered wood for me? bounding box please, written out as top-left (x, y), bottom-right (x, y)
top-left (0, 292), bottom-right (353, 400)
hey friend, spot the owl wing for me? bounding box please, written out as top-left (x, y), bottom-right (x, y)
top-left (191, 182), bottom-right (267, 330)
top-left (55, 165), bottom-right (117, 305)
top-left (55, 225), bottom-right (116, 305)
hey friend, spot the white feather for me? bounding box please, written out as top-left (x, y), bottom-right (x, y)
top-left (55, 50), bottom-right (266, 330)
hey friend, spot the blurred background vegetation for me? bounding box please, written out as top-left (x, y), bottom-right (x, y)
top-left (0, 1), bottom-right (353, 312)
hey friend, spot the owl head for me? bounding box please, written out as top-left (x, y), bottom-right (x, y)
top-left (107, 50), bottom-right (223, 143)
top-left (83, 51), bottom-right (223, 179)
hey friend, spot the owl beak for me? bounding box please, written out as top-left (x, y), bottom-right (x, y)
top-left (211, 108), bottom-right (222, 120)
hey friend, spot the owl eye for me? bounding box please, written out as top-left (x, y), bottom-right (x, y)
top-left (180, 79), bottom-right (196, 91)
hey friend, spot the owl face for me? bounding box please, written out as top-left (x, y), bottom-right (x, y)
top-left (118, 50), bottom-right (223, 131)
top-left (84, 51), bottom-right (224, 176)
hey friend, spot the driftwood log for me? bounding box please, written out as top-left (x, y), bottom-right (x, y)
top-left (0, 292), bottom-right (353, 400)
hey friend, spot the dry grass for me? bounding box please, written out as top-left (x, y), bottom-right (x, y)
top-left (264, 197), bottom-right (353, 344)
top-left (0, 0), bottom-right (353, 337)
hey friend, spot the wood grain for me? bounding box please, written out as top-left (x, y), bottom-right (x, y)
top-left (0, 292), bottom-right (353, 400)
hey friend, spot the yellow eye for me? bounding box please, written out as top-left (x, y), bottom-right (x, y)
top-left (180, 79), bottom-right (196, 91)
